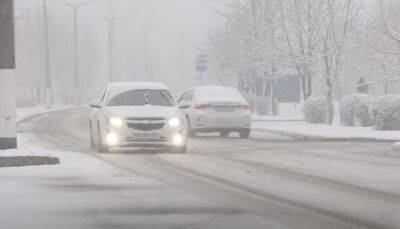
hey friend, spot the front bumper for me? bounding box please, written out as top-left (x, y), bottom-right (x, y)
top-left (105, 125), bottom-right (186, 149)
top-left (193, 113), bottom-right (251, 133)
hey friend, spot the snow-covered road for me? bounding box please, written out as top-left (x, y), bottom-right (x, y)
top-left (11, 108), bottom-right (400, 229)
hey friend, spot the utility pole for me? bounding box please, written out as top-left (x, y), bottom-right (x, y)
top-left (0, 0), bottom-right (17, 149)
top-left (43, 0), bottom-right (53, 108)
top-left (57, 0), bottom-right (97, 105)
top-left (138, 24), bottom-right (157, 81)
top-left (105, 17), bottom-right (120, 83)
top-left (144, 26), bottom-right (149, 81)
top-left (181, 35), bottom-right (186, 80)
top-left (104, 1), bottom-right (120, 83)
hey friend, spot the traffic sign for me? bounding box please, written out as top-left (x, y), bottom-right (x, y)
top-left (196, 55), bottom-right (207, 72)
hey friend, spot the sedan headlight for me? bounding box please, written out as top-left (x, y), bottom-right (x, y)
top-left (109, 117), bottom-right (123, 128)
top-left (168, 118), bottom-right (180, 127)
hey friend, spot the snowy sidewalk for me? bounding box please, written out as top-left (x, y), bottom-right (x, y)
top-left (17, 104), bottom-right (75, 122)
top-left (252, 120), bottom-right (400, 141)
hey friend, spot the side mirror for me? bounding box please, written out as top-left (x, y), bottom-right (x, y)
top-left (89, 101), bottom-right (101, 108)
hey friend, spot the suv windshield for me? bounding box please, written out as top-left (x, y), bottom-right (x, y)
top-left (107, 89), bottom-right (175, 107)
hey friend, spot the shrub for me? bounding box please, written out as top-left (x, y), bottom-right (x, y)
top-left (303, 98), bottom-right (327, 124)
top-left (339, 94), bottom-right (374, 127)
top-left (371, 95), bottom-right (400, 130)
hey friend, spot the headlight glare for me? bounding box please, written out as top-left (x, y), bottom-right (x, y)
top-left (106, 132), bottom-right (119, 146)
top-left (173, 134), bottom-right (184, 146)
top-left (109, 117), bottom-right (123, 128)
top-left (168, 118), bottom-right (180, 127)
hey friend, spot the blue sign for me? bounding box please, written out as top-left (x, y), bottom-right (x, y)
top-left (196, 55), bottom-right (207, 72)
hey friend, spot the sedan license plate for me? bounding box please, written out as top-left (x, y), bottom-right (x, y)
top-left (215, 107), bottom-right (234, 112)
top-left (130, 132), bottom-right (159, 139)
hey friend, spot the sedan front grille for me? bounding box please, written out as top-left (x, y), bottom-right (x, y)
top-left (127, 122), bottom-right (165, 131)
top-left (126, 117), bottom-right (165, 121)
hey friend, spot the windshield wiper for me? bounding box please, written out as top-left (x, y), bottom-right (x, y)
top-left (144, 93), bottom-right (150, 105)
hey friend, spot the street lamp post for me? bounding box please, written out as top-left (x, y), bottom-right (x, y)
top-left (105, 16), bottom-right (121, 83)
top-left (137, 24), bottom-right (157, 81)
top-left (56, 0), bottom-right (98, 105)
top-left (43, 0), bottom-right (53, 108)
top-left (181, 35), bottom-right (187, 80)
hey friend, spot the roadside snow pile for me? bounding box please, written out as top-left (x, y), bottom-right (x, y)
top-left (252, 121), bottom-right (400, 141)
top-left (0, 149), bottom-right (59, 167)
top-left (0, 148), bottom-right (53, 157)
top-left (370, 95), bottom-right (400, 130)
top-left (252, 103), bottom-right (304, 121)
top-left (17, 104), bottom-right (75, 122)
top-left (339, 94), bottom-right (374, 127)
top-left (303, 98), bottom-right (327, 124)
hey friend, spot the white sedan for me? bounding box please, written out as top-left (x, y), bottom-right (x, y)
top-left (177, 86), bottom-right (251, 139)
top-left (89, 82), bottom-right (187, 153)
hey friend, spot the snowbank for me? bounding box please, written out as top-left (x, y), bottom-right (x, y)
top-left (253, 121), bottom-right (400, 141)
top-left (0, 148), bottom-right (53, 157)
top-left (252, 103), bottom-right (304, 121)
top-left (17, 104), bottom-right (75, 122)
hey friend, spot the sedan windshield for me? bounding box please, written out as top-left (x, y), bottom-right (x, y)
top-left (107, 89), bottom-right (175, 107)
top-left (196, 88), bottom-right (246, 103)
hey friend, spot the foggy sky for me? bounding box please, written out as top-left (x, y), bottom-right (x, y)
top-left (15, 0), bottom-right (220, 99)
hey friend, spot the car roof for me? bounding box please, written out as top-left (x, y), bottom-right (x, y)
top-left (107, 82), bottom-right (168, 91)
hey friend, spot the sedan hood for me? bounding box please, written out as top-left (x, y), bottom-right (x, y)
top-left (105, 105), bottom-right (179, 119)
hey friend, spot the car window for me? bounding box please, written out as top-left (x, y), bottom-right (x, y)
top-left (196, 88), bottom-right (246, 103)
top-left (107, 89), bottom-right (175, 107)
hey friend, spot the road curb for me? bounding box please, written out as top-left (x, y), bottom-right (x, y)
top-left (394, 142), bottom-right (400, 151)
top-left (252, 119), bottom-right (305, 122)
top-left (17, 107), bottom-right (80, 126)
top-left (252, 127), bottom-right (398, 142)
top-left (0, 156), bottom-right (59, 167)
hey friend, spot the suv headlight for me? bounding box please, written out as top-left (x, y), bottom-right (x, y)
top-left (109, 117), bottom-right (123, 128)
top-left (168, 118), bottom-right (180, 127)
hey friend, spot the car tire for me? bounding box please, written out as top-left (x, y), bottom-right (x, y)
top-left (239, 130), bottom-right (250, 139)
top-left (220, 131), bottom-right (230, 138)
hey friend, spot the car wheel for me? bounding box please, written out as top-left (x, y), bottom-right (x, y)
top-left (220, 131), bottom-right (230, 138)
top-left (239, 130), bottom-right (250, 139)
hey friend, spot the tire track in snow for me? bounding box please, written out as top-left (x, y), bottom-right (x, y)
top-left (23, 108), bottom-right (400, 229)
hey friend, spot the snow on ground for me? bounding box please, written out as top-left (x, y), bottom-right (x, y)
top-left (233, 147), bottom-right (400, 194)
top-left (252, 103), bottom-right (400, 141)
top-left (252, 103), bottom-right (304, 121)
top-left (0, 133), bottom-right (230, 229)
top-left (253, 121), bottom-right (400, 141)
top-left (17, 104), bottom-right (75, 122)
top-left (157, 153), bottom-right (400, 227)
